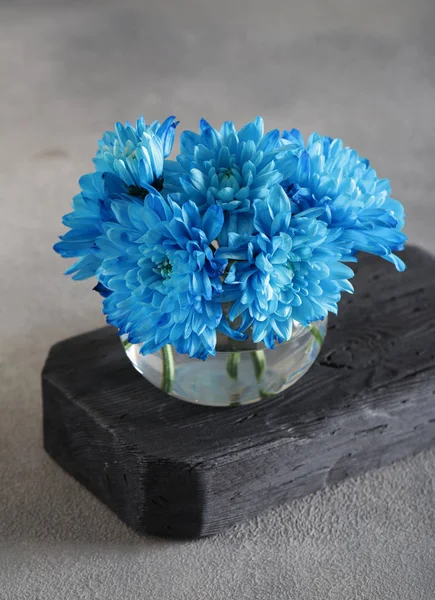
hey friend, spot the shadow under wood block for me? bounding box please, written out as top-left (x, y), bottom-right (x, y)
top-left (42, 245), bottom-right (435, 538)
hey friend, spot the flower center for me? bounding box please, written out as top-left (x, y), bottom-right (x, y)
top-left (127, 176), bottom-right (164, 199)
top-left (286, 260), bottom-right (295, 274)
top-left (154, 257), bottom-right (172, 279)
top-left (217, 165), bottom-right (241, 191)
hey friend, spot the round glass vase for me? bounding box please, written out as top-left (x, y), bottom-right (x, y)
top-left (122, 318), bottom-right (327, 407)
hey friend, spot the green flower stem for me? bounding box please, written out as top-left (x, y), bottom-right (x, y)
top-left (259, 389), bottom-right (276, 400)
top-left (226, 351), bottom-right (240, 380)
top-left (161, 344), bottom-right (175, 394)
top-left (122, 339), bottom-right (133, 351)
top-left (251, 349), bottom-right (271, 399)
top-left (251, 349), bottom-right (266, 383)
top-left (309, 324), bottom-right (324, 346)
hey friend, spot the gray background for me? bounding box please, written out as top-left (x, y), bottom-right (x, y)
top-left (1, 0), bottom-right (435, 598)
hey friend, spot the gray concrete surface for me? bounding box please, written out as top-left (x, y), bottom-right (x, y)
top-left (1, 0), bottom-right (435, 598)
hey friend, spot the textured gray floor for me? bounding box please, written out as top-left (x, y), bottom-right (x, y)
top-left (1, 0), bottom-right (435, 598)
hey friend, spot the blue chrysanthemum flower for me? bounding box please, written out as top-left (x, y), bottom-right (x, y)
top-left (165, 117), bottom-right (295, 244)
top-left (217, 185), bottom-right (355, 348)
top-left (280, 129), bottom-right (407, 271)
top-left (54, 116), bottom-right (178, 280)
top-left (96, 191), bottom-right (239, 359)
top-left (94, 115), bottom-right (178, 197)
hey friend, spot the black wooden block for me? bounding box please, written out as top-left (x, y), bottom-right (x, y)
top-left (42, 245), bottom-right (435, 538)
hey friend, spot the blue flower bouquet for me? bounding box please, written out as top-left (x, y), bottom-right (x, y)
top-left (55, 117), bottom-right (406, 406)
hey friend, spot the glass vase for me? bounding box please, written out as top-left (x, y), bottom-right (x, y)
top-left (122, 318), bottom-right (327, 407)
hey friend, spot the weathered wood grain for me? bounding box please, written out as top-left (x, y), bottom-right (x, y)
top-left (42, 245), bottom-right (435, 538)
